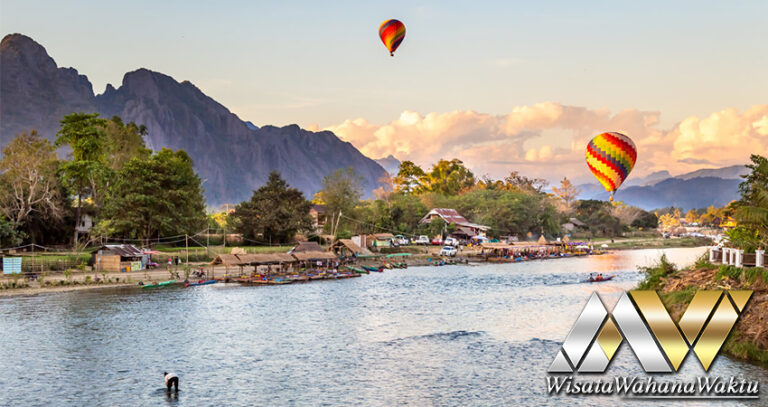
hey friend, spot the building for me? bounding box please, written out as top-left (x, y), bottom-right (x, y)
top-left (330, 239), bottom-right (373, 258)
top-left (561, 217), bottom-right (588, 233)
top-left (92, 244), bottom-right (146, 273)
top-left (76, 214), bottom-right (93, 234)
top-left (419, 208), bottom-right (490, 240)
top-left (309, 204), bottom-right (328, 231)
top-left (289, 241), bottom-right (324, 253)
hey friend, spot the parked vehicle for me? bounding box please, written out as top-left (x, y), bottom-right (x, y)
top-left (440, 246), bottom-right (458, 257)
top-left (393, 235), bottom-right (409, 245)
top-left (444, 237), bottom-right (459, 247)
top-left (431, 237), bottom-right (443, 245)
top-left (413, 235), bottom-right (430, 245)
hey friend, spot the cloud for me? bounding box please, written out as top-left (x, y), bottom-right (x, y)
top-left (325, 103), bottom-right (768, 182)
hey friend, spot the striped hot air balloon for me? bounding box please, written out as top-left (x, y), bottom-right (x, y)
top-left (379, 19), bottom-right (405, 56)
top-left (585, 132), bottom-right (637, 202)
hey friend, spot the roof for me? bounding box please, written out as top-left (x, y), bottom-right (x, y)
top-left (290, 241), bottom-right (324, 253)
top-left (238, 253), bottom-right (295, 264)
top-left (310, 204), bottom-right (326, 214)
top-left (420, 208), bottom-right (490, 230)
top-left (373, 233), bottom-right (394, 240)
top-left (291, 251), bottom-right (338, 261)
top-left (97, 244), bottom-right (144, 258)
top-left (333, 239), bottom-right (373, 256)
top-left (480, 242), bottom-right (515, 250)
top-left (569, 217), bottom-right (587, 227)
top-left (538, 235), bottom-right (548, 244)
top-left (210, 254), bottom-right (244, 266)
top-left (451, 227), bottom-right (476, 236)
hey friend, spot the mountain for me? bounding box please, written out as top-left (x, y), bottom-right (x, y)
top-left (375, 154), bottom-right (401, 174)
top-left (623, 170), bottom-right (671, 187)
top-left (575, 163), bottom-right (746, 210)
top-left (674, 165), bottom-right (748, 181)
top-left (0, 33), bottom-right (96, 140)
top-left (601, 177), bottom-right (741, 210)
top-left (0, 34), bottom-right (388, 205)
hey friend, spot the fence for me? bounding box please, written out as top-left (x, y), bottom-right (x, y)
top-left (710, 247), bottom-right (766, 268)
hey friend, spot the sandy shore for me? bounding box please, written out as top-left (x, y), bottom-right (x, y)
top-left (0, 282), bottom-right (137, 298)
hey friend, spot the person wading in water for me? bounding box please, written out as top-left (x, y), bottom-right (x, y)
top-left (164, 372), bottom-right (179, 392)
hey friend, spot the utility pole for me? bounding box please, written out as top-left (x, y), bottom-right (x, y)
top-left (206, 226), bottom-right (210, 256)
top-left (185, 234), bottom-right (189, 266)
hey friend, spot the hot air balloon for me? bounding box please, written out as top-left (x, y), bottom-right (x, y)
top-left (585, 132), bottom-right (637, 202)
top-left (379, 19), bottom-right (405, 56)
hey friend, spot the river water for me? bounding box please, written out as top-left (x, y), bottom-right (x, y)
top-left (1, 247), bottom-right (766, 406)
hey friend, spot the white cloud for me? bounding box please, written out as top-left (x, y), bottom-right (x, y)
top-left (325, 103), bottom-right (768, 183)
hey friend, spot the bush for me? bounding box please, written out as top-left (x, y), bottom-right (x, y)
top-left (715, 265), bottom-right (742, 281)
top-left (693, 253), bottom-right (714, 269)
top-left (637, 254), bottom-right (678, 290)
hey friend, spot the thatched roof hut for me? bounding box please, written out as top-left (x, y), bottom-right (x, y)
top-left (291, 251), bottom-right (338, 261)
top-left (538, 235), bottom-right (548, 244)
top-left (330, 239), bottom-right (373, 257)
top-left (210, 254), bottom-right (244, 266)
top-left (238, 253), bottom-right (296, 265)
top-left (290, 241), bottom-right (324, 253)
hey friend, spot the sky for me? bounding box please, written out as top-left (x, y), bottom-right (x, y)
top-left (2, 0), bottom-right (766, 183)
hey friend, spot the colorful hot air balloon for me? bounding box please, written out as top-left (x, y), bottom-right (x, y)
top-left (379, 19), bottom-right (405, 56)
top-left (585, 132), bottom-right (637, 202)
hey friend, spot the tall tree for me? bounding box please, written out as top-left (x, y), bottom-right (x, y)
top-left (96, 149), bottom-right (206, 242)
top-left (733, 155), bottom-right (768, 247)
top-left (552, 177), bottom-right (581, 210)
top-left (316, 167), bottom-right (363, 235)
top-left (393, 160), bottom-right (427, 194)
top-left (55, 113), bottom-right (108, 246)
top-left (0, 131), bottom-right (64, 226)
top-left (425, 158), bottom-right (475, 195)
top-left (231, 171), bottom-right (312, 243)
top-left (103, 116), bottom-right (151, 171)
top-left (503, 171), bottom-right (547, 194)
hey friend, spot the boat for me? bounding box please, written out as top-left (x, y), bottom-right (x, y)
top-left (362, 265), bottom-right (383, 273)
top-left (345, 266), bottom-right (369, 274)
top-left (185, 279), bottom-right (216, 287)
top-left (142, 280), bottom-right (176, 289)
top-left (585, 275), bottom-right (615, 283)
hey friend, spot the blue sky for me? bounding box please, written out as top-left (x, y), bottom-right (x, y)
top-left (2, 0), bottom-right (766, 180)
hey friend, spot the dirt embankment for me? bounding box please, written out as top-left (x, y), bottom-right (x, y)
top-left (660, 266), bottom-right (768, 363)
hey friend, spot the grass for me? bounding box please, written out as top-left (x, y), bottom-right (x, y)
top-left (723, 329), bottom-right (768, 364)
top-left (637, 253), bottom-right (678, 290)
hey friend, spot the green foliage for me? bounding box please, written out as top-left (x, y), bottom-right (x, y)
top-left (575, 200), bottom-right (622, 237)
top-left (660, 286), bottom-right (696, 308)
top-left (637, 254), bottom-right (678, 290)
top-left (231, 171), bottom-right (312, 243)
top-left (0, 216), bottom-right (24, 247)
top-left (723, 329), bottom-right (768, 363)
top-left (715, 265), bottom-right (742, 281)
top-left (316, 167), bottom-right (364, 234)
top-left (97, 148), bottom-right (206, 240)
top-left (732, 154), bottom-right (768, 248)
top-left (725, 226), bottom-right (760, 253)
top-left (631, 210), bottom-right (659, 228)
top-left (693, 253), bottom-right (714, 269)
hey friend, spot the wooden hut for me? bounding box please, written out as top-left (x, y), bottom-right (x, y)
top-left (330, 239), bottom-right (373, 258)
top-left (92, 244), bottom-right (145, 273)
top-left (210, 254), bottom-right (245, 276)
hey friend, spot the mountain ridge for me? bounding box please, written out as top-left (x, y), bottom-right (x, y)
top-left (0, 34), bottom-right (388, 206)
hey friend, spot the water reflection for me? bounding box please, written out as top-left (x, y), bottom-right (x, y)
top-left (1, 247), bottom-right (765, 406)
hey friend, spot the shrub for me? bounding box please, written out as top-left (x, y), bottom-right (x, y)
top-left (715, 265), bottom-right (742, 281)
top-left (637, 254), bottom-right (678, 290)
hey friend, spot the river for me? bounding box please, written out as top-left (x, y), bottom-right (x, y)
top-left (1, 247), bottom-right (766, 406)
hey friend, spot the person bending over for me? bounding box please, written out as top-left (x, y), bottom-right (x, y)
top-left (164, 372), bottom-right (179, 392)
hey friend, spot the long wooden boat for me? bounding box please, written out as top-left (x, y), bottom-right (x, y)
top-left (142, 280), bottom-right (176, 289)
top-left (185, 279), bottom-right (216, 287)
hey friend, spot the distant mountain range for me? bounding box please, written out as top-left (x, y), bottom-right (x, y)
top-left (0, 33), bottom-right (387, 206)
top-left (576, 165), bottom-right (747, 210)
top-left (375, 154), bottom-right (401, 175)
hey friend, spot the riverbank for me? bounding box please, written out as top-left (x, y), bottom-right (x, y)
top-left (639, 255), bottom-right (768, 364)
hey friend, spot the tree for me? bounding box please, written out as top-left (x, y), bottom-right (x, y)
top-left (315, 167), bottom-right (364, 234)
top-left (684, 209), bottom-right (700, 225)
top-left (55, 113), bottom-right (108, 246)
top-left (0, 216), bottom-right (24, 247)
top-left (424, 158), bottom-right (475, 195)
top-left (0, 131), bottom-right (64, 226)
top-left (631, 211), bottom-right (659, 229)
top-left (503, 171), bottom-right (547, 194)
top-left (552, 177), bottom-right (581, 210)
top-left (732, 155), bottom-right (768, 248)
top-left (231, 171), bottom-right (312, 243)
top-left (393, 161), bottom-right (427, 194)
top-left (612, 203), bottom-right (643, 227)
top-left (574, 200), bottom-right (622, 237)
top-left (96, 149), bottom-right (206, 242)
top-left (103, 116), bottom-right (151, 171)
